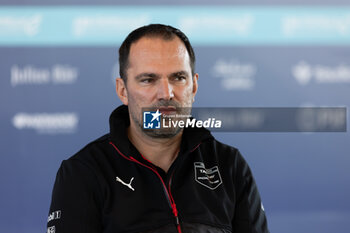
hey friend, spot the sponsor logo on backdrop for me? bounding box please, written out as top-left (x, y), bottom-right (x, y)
top-left (282, 15), bottom-right (350, 36)
top-left (12, 112), bottom-right (79, 134)
top-left (179, 15), bottom-right (254, 36)
top-left (292, 61), bottom-right (350, 85)
top-left (295, 105), bottom-right (346, 132)
top-left (72, 16), bottom-right (150, 37)
top-left (11, 64), bottom-right (78, 87)
top-left (212, 59), bottom-right (256, 90)
top-left (0, 15), bottom-right (42, 36)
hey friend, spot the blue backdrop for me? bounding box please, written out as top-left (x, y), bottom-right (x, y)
top-left (1, 2), bottom-right (349, 233)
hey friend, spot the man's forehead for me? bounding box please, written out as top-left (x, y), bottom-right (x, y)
top-left (129, 36), bottom-right (188, 59)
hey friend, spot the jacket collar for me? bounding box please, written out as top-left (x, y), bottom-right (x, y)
top-left (109, 105), bottom-right (213, 158)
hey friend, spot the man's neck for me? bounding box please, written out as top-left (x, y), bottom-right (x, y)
top-left (127, 123), bottom-right (182, 173)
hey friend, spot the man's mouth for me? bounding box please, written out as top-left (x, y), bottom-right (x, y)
top-left (158, 106), bottom-right (177, 115)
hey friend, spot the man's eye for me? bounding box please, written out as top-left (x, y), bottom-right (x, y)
top-left (140, 78), bottom-right (154, 83)
top-left (174, 76), bottom-right (186, 81)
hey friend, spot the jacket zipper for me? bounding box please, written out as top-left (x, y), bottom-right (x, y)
top-left (168, 171), bottom-right (181, 233)
top-left (109, 142), bottom-right (182, 233)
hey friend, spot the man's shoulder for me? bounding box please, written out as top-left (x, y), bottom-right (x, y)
top-left (199, 137), bottom-right (248, 165)
top-left (53, 134), bottom-right (112, 195)
top-left (67, 133), bottom-right (112, 165)
top-left (201, 137), bottom-right (240, 156)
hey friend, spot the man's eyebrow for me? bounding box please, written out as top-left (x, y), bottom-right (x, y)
top-left (134, 73), bottom-right (160, 80)
top-left (168, 71), bottom-right (189, 78)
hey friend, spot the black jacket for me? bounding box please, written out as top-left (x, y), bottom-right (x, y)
top-left (47, 105), bottom-right (269, 233)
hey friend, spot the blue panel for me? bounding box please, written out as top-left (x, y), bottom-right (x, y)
top-left (1, 6), bottom-right (350, 45)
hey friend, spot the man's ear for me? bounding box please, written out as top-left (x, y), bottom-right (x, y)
top-left (116, 78), bottom-right (128, 105)
top-left (192, 73), bottom-right (199, 103)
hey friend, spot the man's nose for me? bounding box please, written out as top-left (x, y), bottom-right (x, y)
top-left (157, 78), bottom-right (174, 100)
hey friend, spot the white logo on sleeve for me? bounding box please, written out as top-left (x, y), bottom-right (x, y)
top-left (47, 210), bottom-right (61, 223)
top-left (116, 176), bottom-right (135, 191)
top-left (47, 226), bottom-right (55, 233)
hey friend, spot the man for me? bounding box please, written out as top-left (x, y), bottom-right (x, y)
top-left (47, 24), bottom-right (269, 233)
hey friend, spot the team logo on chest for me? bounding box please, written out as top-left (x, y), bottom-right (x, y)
top-left (194, 162), bottom-right (222, 190)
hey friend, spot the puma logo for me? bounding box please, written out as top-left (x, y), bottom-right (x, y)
top-left (116, 176), bottom-right (135, 191)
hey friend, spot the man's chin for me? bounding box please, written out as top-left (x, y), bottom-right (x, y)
top-left (142, 127), bottom-right (182, 139)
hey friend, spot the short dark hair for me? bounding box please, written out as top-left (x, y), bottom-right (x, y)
top-left (118, 24), bottom-right (196, 84)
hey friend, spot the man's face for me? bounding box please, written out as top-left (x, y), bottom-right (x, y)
top-left (118, 36), bottom-right (198, 138)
